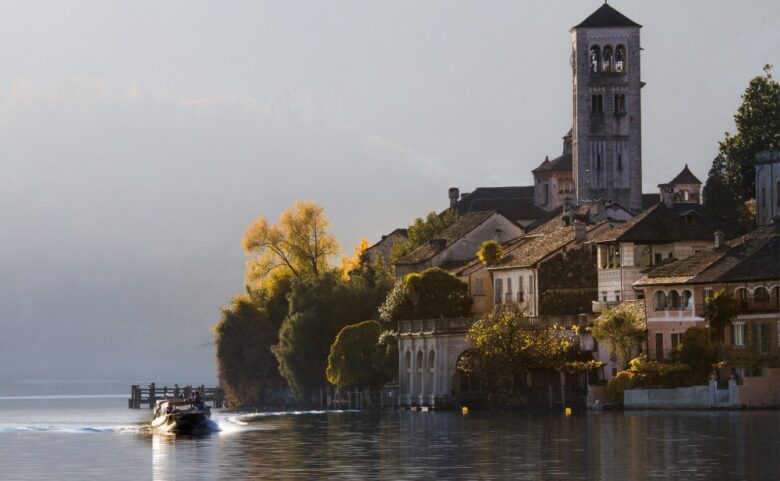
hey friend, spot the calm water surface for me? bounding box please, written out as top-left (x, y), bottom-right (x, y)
top-left (0, 383), bottom-right (778, 480)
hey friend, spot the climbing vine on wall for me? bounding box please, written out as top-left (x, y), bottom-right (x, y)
top-left (538, 246), bottom-right (597, 315)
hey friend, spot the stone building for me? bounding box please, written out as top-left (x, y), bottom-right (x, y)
top-left (658, 164), bottom-right (703, 205)
top-left (364, 228), bottom-right (407, 263)
top-left (571, 3), bottom-right (643, 212)
top-left (532, 130), bottom-right (575, 211)
top-left (756, 151), bottom-right (780, 226)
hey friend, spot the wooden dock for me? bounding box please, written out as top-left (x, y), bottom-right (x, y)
top-left (128, 383), bottom-right (225, 409)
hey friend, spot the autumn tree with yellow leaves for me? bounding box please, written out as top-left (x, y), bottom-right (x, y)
top-left (242, 201), bottom-right (339, 290)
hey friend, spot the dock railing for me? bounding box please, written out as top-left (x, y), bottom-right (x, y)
top-left (128, 383), bottom-right (225, 409)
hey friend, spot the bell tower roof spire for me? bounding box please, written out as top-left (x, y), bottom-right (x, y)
top-left (573, 3), bottom-right (641, 30)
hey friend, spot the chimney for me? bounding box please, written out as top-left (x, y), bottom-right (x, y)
top-left (574, 221), bottom-right (586, 241)
top-left (714, 230), bottom-right (725, 248)
top-left (448, 187), bottom-right (459, 208)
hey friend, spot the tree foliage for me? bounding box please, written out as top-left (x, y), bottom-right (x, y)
top-left (592, 309), bottom-right (645, 369)
top-left (461, 304), bottom-right (585, 404)
top-left (243, 201), bottom-right (339, 290)
top-left (326, 320), bottom-right (395, 390)
top-left (676, 327), bottom-right (717, 382)
top-left (704, 289), bottom-right (736, 348)
top-left (390, 209), bottom-right (459, 260)
top-left (477, 240), bottom-right (504, 266)
top-left (378, 267), bottom-right (472, 323)
top-left (703, 155), bottom-right (747, 226)
top-left (718, 65), bottom-right (780, 201)
top-left (272, 272), bottom-right (391, 402)
top-left (213, 295), bottom-right (275, 407)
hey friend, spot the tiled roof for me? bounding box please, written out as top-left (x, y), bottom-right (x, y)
top-left (574, 3), bottom-right (641, 29)
top-left (532, 153), bottom-right (572, 173)
top-left (592, 203), bottom-right (742, 244)
top-left (636, 222), bottom-right (780, 286)
top-left (394, 211), bottom-right (508, 265)
top-left (489, 214), bottom-right (605, 269)
top-left (452, 186), bottom-right (547, 222)
top-left (666, 164), bottom-right (702, 186)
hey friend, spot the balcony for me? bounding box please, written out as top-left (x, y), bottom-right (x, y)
top-left (592, 300), bottom-right (620, 313)
top-left (694, 299), bottom-right (780, 316)
top-left (397, 318), bottom-right (476, 336)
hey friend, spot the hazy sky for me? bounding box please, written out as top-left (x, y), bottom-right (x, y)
top-left (1, 1), bottom-right (778, 384)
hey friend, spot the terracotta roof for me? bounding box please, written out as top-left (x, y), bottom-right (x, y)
top-left (574, 3), bottom-right (641, 29)
top-left (592, 203), bottom-right (742, 244)
top-left (665, 164), bottom-right (702, 186)
top-left (636, 223), bottom-right (780, 286)
top-left (394, 211), bottom-right (513, 265)
top-left (489, 214), bottom-right (605, 269)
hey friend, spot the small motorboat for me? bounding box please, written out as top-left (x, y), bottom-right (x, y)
top-left (151, 398), bottom-right (211, 433)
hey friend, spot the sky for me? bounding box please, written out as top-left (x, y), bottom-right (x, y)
top-left (1, 0), bottom-right (778, 384)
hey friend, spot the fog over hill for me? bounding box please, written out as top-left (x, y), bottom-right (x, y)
top-left (0, 0), bottom-right (777, 383)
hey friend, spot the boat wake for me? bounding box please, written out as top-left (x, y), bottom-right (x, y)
top-left (0, 424), bottom-right (146, 434)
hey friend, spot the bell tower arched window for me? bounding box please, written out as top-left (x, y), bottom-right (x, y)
top-left (603, 45), bottom-right (613, 72)
top-left (590, 45), bottom-right (601, 73)
top-left (615, 45), bottom-right (626, 72)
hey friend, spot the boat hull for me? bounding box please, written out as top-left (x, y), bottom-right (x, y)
top-left (151, 411), bottom-right (211, 433)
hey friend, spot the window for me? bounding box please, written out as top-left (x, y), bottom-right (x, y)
top-left (613, 94), bottom-right (626, 114)
top-left (602, 45), bottom-right (613, 72)
top-left (654, 291), bottom-right (668, 310)
top-left (655, 333), bottom-right (664, 360)
top-left (704, 287), bottom-right (714, 302)
top-left (494, 278), bottom-right (503, 304)
top-left (753, 323), bottom-right (772, 354)
top-left (669, 290), bottom-right (681, 310)
top-left (474, 278), bottom-right (485, 296)
top-left (517, 291), bottom-right (524, 303)
top-left (591, 94), bottom-right (604, 113)
top-left (615, 291), bottom-right (621, 302)
top-left (681, 290), bottom-right (693, 310)
top-left (602, 291), bottom-right (608, 302)
top-left (617, 153), bottom-right (623, 170)
top-left (754, 287), bottom-right (770, 303)
top-left (733, 323), bottom-right (745, 347)
top-left (777, 180), bottom-right (780, 208)
top-left (597, 153), bottom-right (602, 169)
top-left (590, 45), bottom-right (601, 72)
top-left (615, 45), bottom-right (626, 72)
top-left (671, 333), bottom-right (681, 350)
top-left (507, 277), bottom-right (513, 293)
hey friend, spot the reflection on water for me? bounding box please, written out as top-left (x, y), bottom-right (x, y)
top-left (2, 406), bottom-right (780, 480)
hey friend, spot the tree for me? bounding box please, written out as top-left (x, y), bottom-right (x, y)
top-left (461, 304), bottom-right (584, 405)
top-left (477, 240), bottom-right (504, 266)
top-left (272, 272), bottom-right (388, 403)
top-left (378, 267), bottom-right (472, 323)
top-left (592, 309), bottom-right (645, 369)
top-left (704, 290), bottom-right (736, 354)
top-left (717, 65), bottom-right (780, 201)
top-left (243, 201), bottom-right (339, 290)
top-left (213, 295), bottom-right (275, 407)
top-left (390, 209), bottom-right (459, 260)
top-left (703, 155), bottom-right (745, 226)
top-left (676, 327), bottom-right (717, 382)
top-left (326, 320), bottom-right (394, 390)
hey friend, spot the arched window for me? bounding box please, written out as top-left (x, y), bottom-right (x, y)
top-left (615, 45), bottom-right (626, 72)
top-left (754, 287), bottom-right (770, 303)
top-left (603, 45), bottom-right (613, 72)
top-left (427, 350), bottom-right (435, 396)
top-left (654, 291), bottom-right (668, 311)
top-left (404, 351), bottom-right (412, 395)
top-left (592, 95), bottom-right (604, 113)
top-left (681, 290), bottom-right (693, 310)
top-left (734, 288), bottom-right (748, 310)
top-left (416, 351), bottom-right (424, 396)
top-left (669, 290), bottom-right (681, 310)
top-left (590, 45), bottom-right (601, 72)
top-left (772, 286), bottom-right (780, 309)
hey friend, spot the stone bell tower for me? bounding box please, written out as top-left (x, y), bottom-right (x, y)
top-left (571, 3), bottom-right (643, 211)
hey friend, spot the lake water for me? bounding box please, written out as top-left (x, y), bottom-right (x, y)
top-left (1, 382), bottom-right (778, 480)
